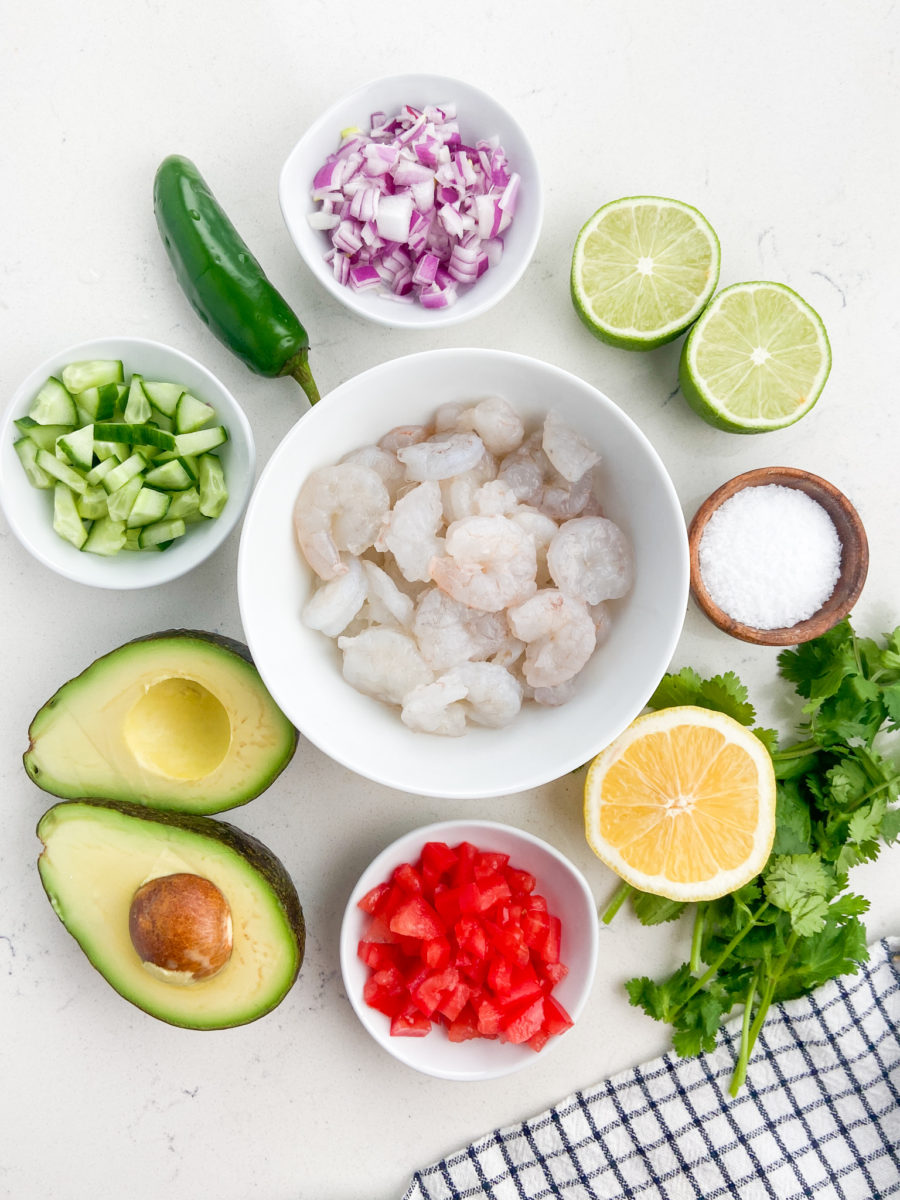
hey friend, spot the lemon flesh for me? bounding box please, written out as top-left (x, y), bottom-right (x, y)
top-left (571, 196), bottom-right (720, 350)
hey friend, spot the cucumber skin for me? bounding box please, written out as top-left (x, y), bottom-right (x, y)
top-left (24, 629), bottom-right (299, 810)
top-left (36, 797), bottom-right (306, 1029)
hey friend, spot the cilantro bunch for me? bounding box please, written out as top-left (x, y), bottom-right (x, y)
top-left (602, 619), bottom-right (900, 1096)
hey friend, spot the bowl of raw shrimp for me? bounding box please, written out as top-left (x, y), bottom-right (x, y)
top-left (237, 348), bottom-right (689, 799)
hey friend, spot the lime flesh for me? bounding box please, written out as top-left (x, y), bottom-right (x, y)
top-left (571, 196), bottom-right (720, 350)
top-left (679, 281), bottom-right (831, 432)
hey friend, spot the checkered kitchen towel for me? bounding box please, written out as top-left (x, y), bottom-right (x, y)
top-left (403, 937), bottom-right (900, 1200)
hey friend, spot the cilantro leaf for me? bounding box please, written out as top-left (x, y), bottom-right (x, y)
top-left (630, 890), bottom-right (686, 926)
top-left (647, 667), bottom-right (704, 710)
top-left (772, 781), bottom-right (812, 855)
top-left (647, 669), bottom-right (756, 726)
top-left (763, 854), bottom-right (834, 935)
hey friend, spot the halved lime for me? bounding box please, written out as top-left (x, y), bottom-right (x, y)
top-left (679, 281), bottom-right (831, 433)
top-left (570, 196), bottom-right (720, 350)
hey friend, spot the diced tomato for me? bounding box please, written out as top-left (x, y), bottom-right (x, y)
top-left (451, 841), bottom-right (478, 885)
top-left (359, 913), bottom-right (397, 944)
top-left (525, 892), bottom-right (548, 913)
top-left (474, 850), bottom-right (510, 879)
top-left (540, 915), bottom-right (562, 964)
top-left (487, 954), bottom-right (513, 996)
top-left (527, 1028), bottom-right (551, 1053)
top-left (363, 971), bottom-right (405, 1017)
top-left (357, 940), bottom-right (400, 970)
top-left (437, 980), bottom-right (471, 1022)
top-left (543, 995), bottom-right (574, 1036)
top-left (502, 996), bottom-right (545, 1045)
top-left (421, 841), bottom-right (459, 877)
top-left (422, 934), bottom-right (451, 970)
top-left (521, 907), bottom-right (551, 948)
top-left (505, 867), bottom-right (536, 895)
top-left (476, 996), bottom-right (504, 1037)
top-left (540, 961), bottom-right (569, 987)
top-left (459, 875), bottom-right (512, 915)
top-left (393, 862), bottom-right (424, 895)
top-left (390, 1006), bottom-right (432, 1037)
top-left (446, 1004), bottom-right (480, 1042)
top-left (411, 966), bottom-right (459, 1017)
top-left (504, 965), bottom-right (543, 1007)
top-left (433, 885), bottom-right (463, 925)
top-left (389, 896), bottom-right (444, 940)
top-left (357, 881), bottom-right (392, 915)
top-left (489, 924), bottom-right (530, 966)
top-left (454, 916), bottom-right (488, 961)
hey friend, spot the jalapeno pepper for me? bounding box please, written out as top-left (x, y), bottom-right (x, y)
top-left (153, 155), bottom-right (320, 406)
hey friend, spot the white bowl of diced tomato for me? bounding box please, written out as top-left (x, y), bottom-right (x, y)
top-left (339, 819), bottom-right (599, 1080)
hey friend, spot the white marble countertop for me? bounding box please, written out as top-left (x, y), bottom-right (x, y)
top-left (2, 3), bottom-right (898, 1197)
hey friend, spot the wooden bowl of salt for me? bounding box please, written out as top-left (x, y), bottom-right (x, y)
top-left (688, 466), bottom-right (868, 646)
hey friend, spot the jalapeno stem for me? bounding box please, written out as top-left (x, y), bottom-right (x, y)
top-left (284, 352), bottom-right (321, 406)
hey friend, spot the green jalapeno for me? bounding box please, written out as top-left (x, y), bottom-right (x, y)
top-left (153, 155), bottom-right (320, 406)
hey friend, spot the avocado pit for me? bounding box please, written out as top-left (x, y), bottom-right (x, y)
top-left (129, 872), bottom-right (233, 984)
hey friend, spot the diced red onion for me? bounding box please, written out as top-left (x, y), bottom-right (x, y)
top-left (308, 101), bottom-right (520, 309)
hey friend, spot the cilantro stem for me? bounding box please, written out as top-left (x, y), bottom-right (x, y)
top-left (690, 904), bottom-right (706, 973)
top-left (772, 739), bottom-right (820, 763)
top-left (730, 969), bottom-right (759, 1097)
top-left (728, 931), bottom-right (799, 1097)
top-left (600, 882), bottom-right (633, 925)
top-left (673, 901), bottom-right (771, 1019)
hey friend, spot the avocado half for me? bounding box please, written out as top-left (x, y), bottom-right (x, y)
top-left (24, 630), bottom-right (297, 815)
top-left (37, 799), bottom-right (305, 1029)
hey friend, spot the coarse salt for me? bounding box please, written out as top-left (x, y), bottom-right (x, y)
top-left (698, 484), bottom-right (842, 629)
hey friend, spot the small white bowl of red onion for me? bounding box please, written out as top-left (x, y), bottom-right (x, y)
top-left (278, 73), bottom-right (543, 328)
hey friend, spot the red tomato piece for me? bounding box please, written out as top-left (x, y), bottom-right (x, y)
top-left (411, 966), bottom-right (459, 1017)
top-left (502, 996), bottom-right (545, 1045)
top-left (359, 913), bottom-right (397, 944)
top-left (393, 862), bottom-right (424, 895)
top-left (389, 896), bottom-right (444, 940)
top-left (489, 924), bottom-right (529, 966)
top-left (421, 841), bottom-right (459, 877)
top-left (504, 965), bottom-right (543, 1007)
top-left (540, 915), bottom-right (562, 964)
top-left (527, 1028), bottom-right (551, 1053)
top-left (422, 935), bottom-right (451, 970)
top-left (543, 995), bottom-right (574, 1036)
top-left (458, 875), bottom-right (512, 916)
top-left (433, 885), bottom-right (463, 925)
top-left (505, 867), bottom-right (536, 895)
top-left (357, 881), bottom-right (392, 915)
top-left (451, 841), bottom-right (478, 885)
top-left (541, 961), bottom-right (569, 988)
top-left (447, 1004), bottom-right (480, 1042)
top-left (474, 851), bottom-right (510, 879)
top-left (521, 907), bottom-right (551, 948)
top-left (476, 996), bottom-right (504, 1037)
top-left (390, 1006), bottom-right (432, 1037)
top-left (487, 955), bottom-right (513, 996)
top-left (455, 916), bottom-right (488, 961)
top-left (357, 940), bottom-right (400, 970)
top-left (437, 980), bottom-right (471, 1023)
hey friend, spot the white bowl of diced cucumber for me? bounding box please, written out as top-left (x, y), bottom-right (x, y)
top-left (0, 337), bottom-right (255, 588)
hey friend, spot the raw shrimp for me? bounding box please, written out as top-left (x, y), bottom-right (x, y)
top-left (456, 396), bottom-right (525, 455)
top-left (540, 468), bottom-right (595, 520)
top-left (542, 410), bottom-right (600, 482)
top-left (302, 556), bottom-right (367, 637)
top-left (294, 464), bottom-right (390, 580)
top-left (376, 480), bottom-right (444, 583)
top-left (439, 448), bottom-right (498, 523)
top-left (546, 516), bottom-right (634, 603)
top-left (340, 444), bottom-right (406, 502)
top-left (400, 661), bottom-right (522, 735)
top-left (507, 588), bottom-right (596, 688)
top-left (472, 479), bottom-right (520, 516)
top-left (497, 432), bottom-right (545, 505)
top-left (511, 508), bottom-right (559, 586)
top-left (337, 627), bottom-right (433, 705)
top-left (430, 515), bottom-right (538, 612)
top-left (413, 587), bottom-right (508, 671)
top-left (379, 425), bottom-right (430, 452)
top-left (361, 560), bottom-right (415, 628)
top-left (397, 432), bottom-right (486, 481)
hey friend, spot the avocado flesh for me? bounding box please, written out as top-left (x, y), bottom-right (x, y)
top-left (24, 630), bottom-right (297, 814)
top-left (37, 799), bottom-right (305, 1029)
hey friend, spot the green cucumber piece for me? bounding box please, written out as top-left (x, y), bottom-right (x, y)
top-left (102, 453), bottom-right (147, 493)
top-left (165, 487), bottom-right (201, 521)
top-left (85, 456), bottom-right (120, 486)
top-left (142, 380), bottom-right (184, 417)
top-left (76, 485), bottom-right (110, 521)
top-left (173, 425), bottom-right (227, 457)
top-left (143, 458), bottom-right (195, 490)
top-left (93, 422), bottom-right (177, 451)
top-left (61, 360), bottom-right (124, 394)
top-left (53, 484), bottom-right (88, 548)
top-left (56, 424), bottom-right (95, 472)
top-left (29, 378), bottom-right (77, 426)
top-left (139, 517), bottom-right (186, 548)
top-left (122, 528), bottom-right (143, 551)
top-left (36, 449), bottom-right (88, 495)
top-left (82, 515), bottom-right (128, 556)
top-left (124, 375), bottom-right (152, 424)
top-left (175, 392), bottom-right (216, 433)
top-left (76, 383), bottom-right (119, 421)
top-left (126, 487), bottom-right (171, 528)
top-left (14, 418), bottom-right (75, 450)
top-left (106, 474), bottom-right (143, 522)
top-left (14, 437), bottom-right (54, 488)
top-left (198, 454), bottom-right (228, 518)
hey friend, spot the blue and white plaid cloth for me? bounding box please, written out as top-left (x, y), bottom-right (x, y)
top-left (402, 937), bottom-right (900, 1200)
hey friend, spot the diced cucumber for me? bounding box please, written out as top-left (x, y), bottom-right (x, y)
top-left (85, 456), bottom-right (121, 486)
top-left (198, 454), bottom-right (228, 518)
top-left (36, 449), bottom-right (88, 494)
top-left (142, 380), bottom-right (184, 417)
top-left (175, 392), bottom-right (216, 434)
top-left (75, 383), bottom-right (119, 421)
top-left (14, 437), bottom-right (54, 488)
top-left (165, 487), bottom-right (201, 521)
top-left (14, 418), bottom-right (75, 450)
top-left (82, 515), bottom-right (127, 556)
top-left (29, 377), bottom-right (77, 426)
top-left (126, 487), bottom-right (171, 528)
top-left (56, 424), bottom-right (95, 472)
top-left (76, 485), bottom-right (109, 520)
top-left (53, 483), bottom-right (88, 549)
top-left (122, 528), bottom-right (143, 551)
top-left (173, 425), bottom-right (228, 457)
top-left (93, 422), bottom-right (177, 451)
top-left (143, 457), bottom-right (195, 490)
top-left (61, 360), bottom-right (124, 393)
top-left (106, 474), bottom-right (143, 522)
top-left (124, 374), bottom-right (152, 424)
top-left (102, 453), bottom-right (147, 493)
top-left (139, 517), bottom-right (186, 548)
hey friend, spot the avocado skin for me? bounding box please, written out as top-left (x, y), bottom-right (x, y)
top-left (24, 629), bottom-right (299, 813)
top-left (37, 798), bottom-right (306, 1028)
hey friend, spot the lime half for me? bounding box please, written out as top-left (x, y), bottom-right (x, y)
top-left (679, 281), bottom-right (831, 433)
top-left (571, 196), bottom-right (720, 350)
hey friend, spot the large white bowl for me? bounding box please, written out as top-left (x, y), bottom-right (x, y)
top-left (339, 819), bottom-right (600, 1081)
top-left (279, 73), bottom-right (542, 329)
top-left (0, 337), bottom-right (255, 590)
top-left (237, 348), bottom-right (689, 798)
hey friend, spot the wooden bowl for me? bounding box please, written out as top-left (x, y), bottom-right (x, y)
top-left (688, 466), bottom-right (868, 646)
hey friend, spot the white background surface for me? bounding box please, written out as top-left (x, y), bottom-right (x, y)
top-left (1, 3), bottom-right (898, 1198)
